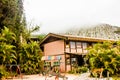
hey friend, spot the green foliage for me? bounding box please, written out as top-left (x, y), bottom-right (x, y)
top-left (86, 41), bottom-right (120, 77)
top-left (112, 72), bottom-right (120, 80)
top-left (0, 0), bottom-right (26, 56)
top-left (68, 66), bottom-right (88, 74)
top-left (0, 27), bottom-right (44, 78)
top-left (38, 34), bottom-right (46, 41)
top-left (0, 65), bottom-right (9, 79)
top-left (0, 0), bottom-right (24, 32)
top-left (80, 66), bottom-right (88, 73)
top-left (0, 27), bottom-right (16, 65)
top-left (19, 41), bottom-right (43, 74)
top-left (0, 0), bottom-right (44, 78)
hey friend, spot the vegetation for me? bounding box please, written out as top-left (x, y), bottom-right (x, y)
top-left (0, 27), bottom-right (43, 77)
top-left (68, 66), bottom-right (88, 74)
top-left (0, 0), bottom-right (43, 79)
top-left (19, 41), bottom-right (43, 74)
top-left (0, 0), bottom-right (25, 32)
top-left (0, 27), bottom-right (16, 65)
top-left (1, 0), bottom-right (120, 79)
top-left (112, 77), bottom-right (120, 80)
top-left (0, 65), bottom-right (9, 79)
top-left (0, 27), bottom-right (16, 79)
top-left (86, 41), bottom-right (120, 77)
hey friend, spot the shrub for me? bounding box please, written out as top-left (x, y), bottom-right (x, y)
top-left (68, 66), bottom-right (88, 74)
top-left (80, 66), bottom-right (88, 73)
top-left (0, 65), bottom-right (9, 79)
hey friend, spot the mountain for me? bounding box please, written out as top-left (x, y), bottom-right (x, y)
top-left (64, 24), bottom-right (120, 40)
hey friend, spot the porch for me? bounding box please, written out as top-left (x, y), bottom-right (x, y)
top-left (65, 53), bottom-right (87, 72)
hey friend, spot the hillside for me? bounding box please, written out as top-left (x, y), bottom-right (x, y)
top-left (65, 24), bottom-right (120, 40)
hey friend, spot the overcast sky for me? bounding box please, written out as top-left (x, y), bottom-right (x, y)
top-left (24, 0), bottom-right (120, 34)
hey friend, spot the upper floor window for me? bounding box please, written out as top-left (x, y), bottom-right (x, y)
top-left (70, 41), bottom-right (75, 48)
top-left (82, 42), bottom-right (87, 49)
top-left (76, 42), bottom-right (82, 48)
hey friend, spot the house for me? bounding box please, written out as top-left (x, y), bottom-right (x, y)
top-left (40, 33), bottom-right (115, 72)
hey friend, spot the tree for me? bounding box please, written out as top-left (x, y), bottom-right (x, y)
top-left (0, 0), bottom-right (25, 28)
top-left (0, 0), bottom-right (26, 50)
top-left (0, 0), bottom-right (25, 31)
top-left (86, 41), bottom-right (120, 77)
top-left (0, 0), bottom-right (43, 76)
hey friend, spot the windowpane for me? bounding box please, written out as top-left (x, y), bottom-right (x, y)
top-left (70, 41), bottom-right (75, 48)
top-left (54, 61), bottom-right (60, 66)
top-left (82, 43), bottom-right (87, 49)
top-left (76, 42), bottom-right (81, 48)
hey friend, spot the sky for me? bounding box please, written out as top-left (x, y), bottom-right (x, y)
top-left (24, 0), bottom-right (120, 34)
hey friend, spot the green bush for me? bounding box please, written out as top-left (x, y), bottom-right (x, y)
top-left (80, 66), bottom-right (88, 73)
top-left (68, 68), bottom-right (77, 74)
top-left (0, 65), bottom-right (9, 79)
top-left (68, 66), bottom-right (88, 74)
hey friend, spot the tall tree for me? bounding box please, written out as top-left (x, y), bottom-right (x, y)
top-left (0, 0), bottom-right (25, 31)
top-left (0, 0), bottom-right (26, 43)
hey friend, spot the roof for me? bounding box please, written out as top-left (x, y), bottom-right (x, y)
top-left (40, 33), bottom-right (116, 45)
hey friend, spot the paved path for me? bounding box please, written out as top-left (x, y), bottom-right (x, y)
top-left (73, 73), bottom-right (96, 80)
top-left (11, 73), bottom-right (111, 80)
top-left (73, 73), bottom-right (111, 80)
top-left (11, 74), bottom-right (78, 80)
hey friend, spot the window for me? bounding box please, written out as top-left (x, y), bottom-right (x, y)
top-left (44, 62), bottom-right (51, 67)
top-left (82, 43), bottom-right (87, 49)
top-left (76, 42), bottom-right (82, 48)
top-left (70, 41), bottom-right (75, 48)
top-left (53, 61), bottom-right (60, 66)
top-left (71, 58), bottom-right (77, 67)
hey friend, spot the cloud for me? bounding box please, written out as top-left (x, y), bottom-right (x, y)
top-left (24, 0), bottom-right (120, 33)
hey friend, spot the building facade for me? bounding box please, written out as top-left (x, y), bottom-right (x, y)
top-left (40, 33), bottom-right (114, 72)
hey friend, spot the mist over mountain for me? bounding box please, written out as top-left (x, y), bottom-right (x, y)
top-left (63, 24), bottom-right (120, 40)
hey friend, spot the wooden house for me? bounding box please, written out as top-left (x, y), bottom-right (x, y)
top-left (40, 33), bottom-right (114, 72)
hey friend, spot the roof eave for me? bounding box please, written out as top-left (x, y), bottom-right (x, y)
top-left (40, 33), bottom-right (67, 45)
